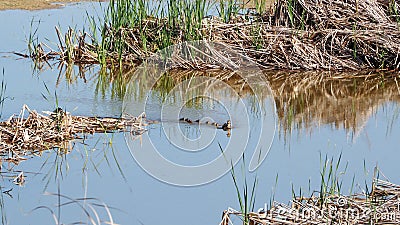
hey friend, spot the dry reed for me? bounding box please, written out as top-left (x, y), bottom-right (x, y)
top-left (0, 105), bottom-right (146, 165)
top-left (221, 179), bottom-right (400, 225)
top-left (29, 0), bottom-right (400, 71)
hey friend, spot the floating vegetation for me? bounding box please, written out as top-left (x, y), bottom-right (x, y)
top-left (28, 0), bottom-right (400, 71)
top-left (0, 105), bottom-right (146, 164)
top-left (222, 179), bottom-right (400, 225)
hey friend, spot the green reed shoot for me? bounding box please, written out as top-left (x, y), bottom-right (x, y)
top-left (220, 142), bottom-right (257, 225)
top-left (0, 186), bottom-right (6, 225)
top-left (0, 68), bottom-right (7, 118)
top-left (27, 18), bottom-right (41, 58)
top-left (254, 0), bottom-right (268, 15)
top-left (251, 22), bottom-right (263, 50)
top-left (218, 0), bottom-right (240, 23)
top-left (389, 0), bottom-right (400, 25)
top-left (287, 0), bottom-right (295, 27)
top-left (318, 153), bottom-right (347, 207)
top-left (95, 0), bottom-right (211, 64)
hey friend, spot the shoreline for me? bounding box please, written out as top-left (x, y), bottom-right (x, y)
top-left (0, 0), bottom-right (107, 11)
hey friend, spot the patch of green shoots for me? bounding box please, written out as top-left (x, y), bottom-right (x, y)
top-left (255, 0), bottom-right (268, 15)
top-left (220, 142), bottom-right (257, 225)
top-left (218, 0), bottom-right (240, 23)
top-left (287, 0), bottom-right (295, 27)
top-left (389, 0), bottom-right (400, 25)
top-left (318, 153), bottom-right (347, 207)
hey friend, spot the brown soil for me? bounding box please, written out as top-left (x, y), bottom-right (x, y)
top-left (241, 0), bottom-right (275, 9)
top-left (0, 0), bottom-right (107, 11)
top-left (0, 0), bottom-right (274, 11)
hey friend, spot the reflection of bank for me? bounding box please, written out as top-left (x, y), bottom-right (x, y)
top-left (87, 63), bottom-right (399, 143)
top-left (266, 70), bottom-right (400, 141)
top-left (123, 41), bottom-right (277, 186)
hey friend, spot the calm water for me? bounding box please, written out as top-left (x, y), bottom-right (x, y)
top-left (0, 2), bottom-right (399, 225)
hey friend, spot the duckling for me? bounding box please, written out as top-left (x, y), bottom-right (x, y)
top-left (185, 118), bottom-right (193, 123)
top-left (221, 120), bottom-right (232, 131)
top-left (195, 119), bottom-right (200, 123)
top-left (179, 117), bottom-right (185, 121)
top-left (226, 129), bottom-right (231, 137)
top-left (205, 121), bottom-right (210, 125)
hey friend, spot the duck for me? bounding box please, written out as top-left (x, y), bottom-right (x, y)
top-left (185, 118), bottom-right (193, 123)
top-left (221, 120), bottom-right (232, 131)
top-left (179, 117), bottom-right (185, 121)
top-left (226, 129), bottom-right (231, 137)
top-left (211, 122), bottom-right (219, 127)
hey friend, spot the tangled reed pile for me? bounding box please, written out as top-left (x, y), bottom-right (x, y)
top-left (31, 0), bottom-right (400, 71)
top-left (0, 105), bottom-right (146, 164)
top-left (221, 179), bottom-right (400, 225)
top-left (220, 0), bottom-right (400, 70)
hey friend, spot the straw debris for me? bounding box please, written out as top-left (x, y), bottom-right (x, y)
top-left (29, 0), bottom-right (400, 71)
top-left (221, 179), bottom-right (400, 225)
top-left (0, 105), bottom-right (146, 164)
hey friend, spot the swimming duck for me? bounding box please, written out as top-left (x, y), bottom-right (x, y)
top-left (179, 117), bottom-right (185, 121)
top-left (221, 120), bottom-right (232, 131)
top-left (211, 122), bottom-right (219, 127)
top-left (185, 118), bottom-right (193, 123)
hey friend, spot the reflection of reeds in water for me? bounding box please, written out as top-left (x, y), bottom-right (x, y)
top-left (61, 64), bottom-right (400, 141)
top-left (31, 192), bottom-right (117, 225)
top-left (0, 69), bottom-right (7, 118)
top-left (267, 71), bottom-right (400, 140)
top-left (121, 67), bottom-right (272, 129)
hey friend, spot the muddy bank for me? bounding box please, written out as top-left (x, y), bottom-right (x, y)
top-left (0, 0), bottom-right (107, 11)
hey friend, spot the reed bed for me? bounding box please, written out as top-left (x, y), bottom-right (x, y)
top-left (221, 179), bottom-right (400, 225)
top-left (30, 0), bottom-right (400, 71)
top-left (0, 105), bottom-right (146, 165)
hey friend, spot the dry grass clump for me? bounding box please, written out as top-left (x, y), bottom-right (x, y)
top-left (0, 105), bottom-right (146, 164)
top-left (29, 0), bottom-right (400, 71)
top-left (222, 179), bottom-right (400, 225)
top-left (210, 0), bottom-right (400, 70)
